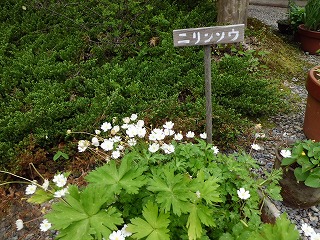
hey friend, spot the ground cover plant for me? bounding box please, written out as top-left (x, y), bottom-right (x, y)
top-left (0, 0), bottom-right (292, 176)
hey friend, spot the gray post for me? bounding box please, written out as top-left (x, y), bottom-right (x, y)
top-left (204, 45), bottom-right (212, 144)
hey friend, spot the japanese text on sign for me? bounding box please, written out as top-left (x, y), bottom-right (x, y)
top-left (173, 24), bottom-right (244, 47)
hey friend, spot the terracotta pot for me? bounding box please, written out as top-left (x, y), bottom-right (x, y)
top-left (274, 145), bottom-right (320, 209)
top-left (303, 66), bottom-right (320, 141)
top-left (274, 148), bottom-right (320, 209)
top-left (297, 24), bottom-right (320, 55)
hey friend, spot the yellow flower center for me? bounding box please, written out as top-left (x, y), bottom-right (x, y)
top-left (301, 151), bottom-right (306, 156)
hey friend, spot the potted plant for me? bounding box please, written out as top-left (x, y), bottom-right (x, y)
top-left (297, 0), bottom-right (320, 54)
top-left (274, 139), bottom-right (320, 208)
top-left (303, 65), bottom-right (320, 140)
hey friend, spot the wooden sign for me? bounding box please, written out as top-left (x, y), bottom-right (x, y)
top-left (173, 24), bottom-right (245, 144)
top-left (173, 24), bottom-right (244, 47)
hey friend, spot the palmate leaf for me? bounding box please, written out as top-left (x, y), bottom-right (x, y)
top-left (85, 157), bottom-right (147, 195)
top-left (45, 185), bottom-right (123, 240)
top-left (305, 168), bottom-right (320, 188)
top-left (147, 168), bottom-right (192, 216)
top-left (187, 203), bottom-right (215, 240)
top-left (127, 201), bottom-right (170, 240)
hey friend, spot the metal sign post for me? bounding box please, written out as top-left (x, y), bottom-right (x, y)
top-left (173, 24), bottom-right (245, 144)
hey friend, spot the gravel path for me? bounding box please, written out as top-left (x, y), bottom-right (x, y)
top-left (248, 3), bottom-right (320, 238)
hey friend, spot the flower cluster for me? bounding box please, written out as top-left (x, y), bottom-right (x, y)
top-left (73, 114), bottom-right (219, 161)
top-left (15, 173), bottom-right (69, 232)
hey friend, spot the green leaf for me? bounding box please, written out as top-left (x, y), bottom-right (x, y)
top-left (249, 213), bottom-right (300, 240)
top-left (281, 157), bottom-right (296, 166)
top-left (128, 201), bottom-right (170, 240)
top-left (86, 157), bottom-right (147, 195)
top-left (147, 168), bottom-right (191, 216)
top-left (45, 185), bottom-right (123, 240)
top-left (53, 150), bottom-right (69, 161)
top-left (305, 168), bottom-right (320, 188)
top-left (27, 188), bottom-right (53, 204)
top-left (187, 203), bottom-right (215, 240)
top-left (296, 156), bottom-right (314, 172)
top-left (293, 167), bottom-right (309, 181)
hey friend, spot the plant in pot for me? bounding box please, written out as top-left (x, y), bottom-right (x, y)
top-left (297, 0), bottom-right (320, 54)
top-left (275, 139), bottom-right (320, 209)
top-left (303, 65), bottom-right (320, 140)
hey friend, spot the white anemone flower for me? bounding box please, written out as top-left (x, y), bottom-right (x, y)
top-left (101, 139), bottom-right (114, 151)
top-left (148, 143), bottom-right (160, 153)
top-left (101, 122), bottom-right (112, 132)
top-left (123, 117), bottom-right (130, 124)
top-left (237, 188), bottom-right (250, 200)
top-left (53, 174), bottom-right (67, 188)
top-left (16, 219), bottom-right (24, 231)
top-left (54, 187), bottom-right (69, 198)
top-left (128, 138), bottom-right (137, 146)
top-left (112, 150), bottom-right (121, 159)
top-left (40, 219), bottom-right (52, 232)
top-left (161, 143), bottom-right (175, 154)
top-left (130, 114), bottom-right (138, 121)
top-left (126, 124), bottom-right (138, 138)
top-left (78, 140), bottom-right (90, 152)
top-left (163, 121), bottom-right (174, 129)
top-left (91, 137), bottom-right (100, 147)
top-left (174, 133), bottom-right (183, 141)
top-left (121, 224), bottom-right (132, 237)
top-left (42, 179), bottom-right (49, 191)
top-left (200, 133), bottom-right (207, 139)
top-left (136, 120), bottom-right (144, 128)
top-left (311, 233), bottom-right (320, 240)
top-left (109, 230), bottom-right (125, 240)
top-left (25, 184), bottom-right (37, 195)
top-left (280, 149), bottom-right (292, 158)
top-left (136, 127), bottom-right (147, 138)
top-left (186, 131), bottom-right (195, 138)
top-left (211, 146), bottom-right (219, 154)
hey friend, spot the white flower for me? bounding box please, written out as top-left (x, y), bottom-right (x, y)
top-left (101, 122), bottom-right (112, 132)
top-left (251, 143), bottom-right (262, 151)
top-left (128, 138), bottom-right (137, 146)
top-left (22, 6), bottom-right (27, 10)
top-left (200, 133), bottom-right (207, 139)
top-left (111, 125), bottom-right (120, 135)
top-left (280, 149), bottom-right (292, 158)
top-left (237, 188), bottom-right (250, 200)
top-left (16, 219), bottom-right (24, 231)
top-left (164, 128), bottom-right (175, 136)
top-left (95, 129), bottom-right (101, 135)
top-left (163, 121), bottom-right (174, 129)
top-left (149, 128), bottom-right (165, 141)
top-left (130, 114), bottom-right (138, 121)
top-left (112, 136), bottom-right (122, 143)
top-left (78, 140), bottom-right (90, 152)
top-left (92, 137), bottom-right (100, 147)
top-left (136, 127), bottom-right (147, 138)
top-left (112, 150), bottom-right (121, 159)
top-left (174, 133), bottom-right (183, 141)
top-left (53, 173), bottom-right (67, 188)
top-left (161, 143), bottom-right (175, 154)
top-left (186, 131), bottom-right (195, 138)
top-left (311, 233), bottom-right (320, 240)
top-left (123, 117), bottom-right (130, 124)
top-left (301, 223), bottom-right (316, 237)
top-left (42, 179), bottom-right (49, 191)
top-left (136, 120), bottom-right (144, 128)
top-left (117, 145), bottom-right (124, 151)
top-left (101, 139), bottom-right (114, 151)
top-left (54, 187), bottom-right (69, 198)
top-left (66, 129), bottom-right (72, 134)
top-left (121, 123), bottom-right (129, 129)
top-left (109, 230), bottom-right (125, 240)
top-left (126, 124), bottom-right (138, 138)
top-left (211, 146), bottom-right (219, 154)
top-left (196, 190), bottom-right (201, 199)
top-left (40, 219), bottom-right (51, 232)
top-left (148, 143), bottom-right (160, 153)
top-left (25, 184), bottom-right (37, 195)
top-left (121, 224), bottom-right (132, 237)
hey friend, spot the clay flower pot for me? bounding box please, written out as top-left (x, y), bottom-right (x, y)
top-left (297, 24), bottom-right (320, 55)
top-left (303, 66), bottom-right (320, 141)
top-left (274, 144), bottom-right (320, 209)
